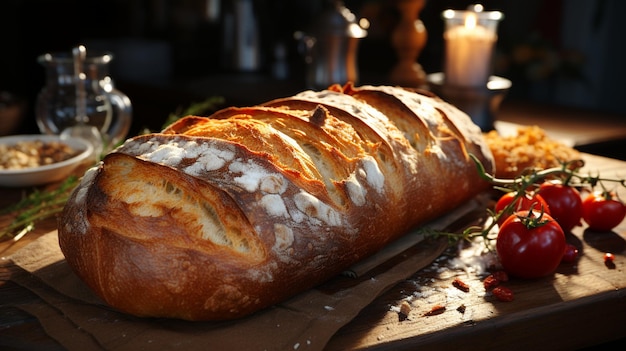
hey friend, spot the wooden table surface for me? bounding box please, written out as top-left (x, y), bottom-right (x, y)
top-left (1, 153), bottom-right (625, 350)
top-left (325, 152), bottom-right (626, 351)
top-left (1, 98), bottom-right (626, 350)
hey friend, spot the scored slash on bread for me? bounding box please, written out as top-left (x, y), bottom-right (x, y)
top-left (58, 83), bottom-right (495, 321)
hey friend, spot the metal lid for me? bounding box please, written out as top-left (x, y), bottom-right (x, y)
top-left (311, 0), bottom-right (368, 38)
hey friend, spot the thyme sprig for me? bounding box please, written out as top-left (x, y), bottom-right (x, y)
top-left (0, 175), bottom-right (80, 240)
top-left (422, 154), bottom-right (626, 248)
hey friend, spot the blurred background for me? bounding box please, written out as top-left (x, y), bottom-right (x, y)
top-left (1, 0), bottom-right (625, 137)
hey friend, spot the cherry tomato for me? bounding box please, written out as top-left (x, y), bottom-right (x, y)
top-left (496, 210), bottom-right (566, 279)
top-left (581, 191), bottom-right (626, 231)
top-left (561, 244), bottom-right (579, 263)
top-left (494, 191), bottom-right (551, 226)
top-left (604, 253), bottom-right (616, 269)
top-left (537, 181), bottom-right (583, 232)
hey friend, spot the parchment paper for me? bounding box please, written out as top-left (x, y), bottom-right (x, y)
top-left (5, 197), bottom-right (485, 351)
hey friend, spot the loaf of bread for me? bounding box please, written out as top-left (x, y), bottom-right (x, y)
top-left (58, 83), bottom-right (494, 321)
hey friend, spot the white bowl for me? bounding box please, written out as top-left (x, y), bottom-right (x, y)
top-left (0, 134), bottom-right (94, 187)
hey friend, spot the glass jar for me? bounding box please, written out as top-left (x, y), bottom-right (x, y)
top-left (35, 50), bottom-right (132, 152)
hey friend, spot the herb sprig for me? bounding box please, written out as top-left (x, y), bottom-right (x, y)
top-left (423, 154), bottom-right (626, 248)
top-left (0, 175), bottom-right (80, 240)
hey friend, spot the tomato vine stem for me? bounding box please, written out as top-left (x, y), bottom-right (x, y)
top-left (422, 154), bottom-right (626, 247)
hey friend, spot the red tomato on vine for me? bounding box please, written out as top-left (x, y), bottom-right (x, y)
top-left (496, 210), bottom-right (566, 279)
top-left (494, 191), bottom-right (551, 226)
top-left (537, 181), bottom-right (583, 232)
top-left (582, 191), bottom-right (626, 231)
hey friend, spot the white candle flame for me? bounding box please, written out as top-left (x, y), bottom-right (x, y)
top-left (465, 13), bottom-right (477, 30)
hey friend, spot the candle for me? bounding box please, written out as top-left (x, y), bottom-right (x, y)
top-left (443, 5), bottom-right (503, 87)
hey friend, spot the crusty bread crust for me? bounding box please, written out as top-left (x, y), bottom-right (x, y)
top-left (58, 84), bottom-right (494, 321)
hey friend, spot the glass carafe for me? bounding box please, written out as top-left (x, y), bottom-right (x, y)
top-left (35, 50), bottom-right (132, 152)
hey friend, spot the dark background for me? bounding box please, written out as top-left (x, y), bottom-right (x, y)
top-left (0, 1), bottom-right (625, 348)
top-left (1, 0), bottom-right (625, 136)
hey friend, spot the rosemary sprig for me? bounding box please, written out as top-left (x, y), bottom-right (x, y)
top-left (1, 175), bottom-right (80, 240)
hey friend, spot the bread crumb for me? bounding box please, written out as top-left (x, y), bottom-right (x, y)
top-left (452, 277), bottom-right (470, 292)
top-left (399, 300), bottom-right (412, 317)
top-left (424, 304), bottom-right (446, 316)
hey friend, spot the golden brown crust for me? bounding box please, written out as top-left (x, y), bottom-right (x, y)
top-left (59, 84), bottom-right (494, 321)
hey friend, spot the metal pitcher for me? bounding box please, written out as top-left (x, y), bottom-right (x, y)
top-left (297, 1), bottom-right (368, 89)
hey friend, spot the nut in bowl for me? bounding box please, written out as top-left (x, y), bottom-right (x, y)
top-left (0, 134), bottom-right (94, 187)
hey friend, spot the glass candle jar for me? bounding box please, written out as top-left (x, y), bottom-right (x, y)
top-left (442, 4), bottom-right (503, 87)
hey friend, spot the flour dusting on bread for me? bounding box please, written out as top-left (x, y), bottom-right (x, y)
top-left (58, 84), bottom-right (495, 321)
